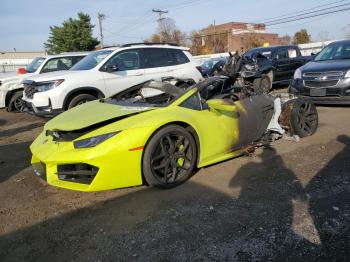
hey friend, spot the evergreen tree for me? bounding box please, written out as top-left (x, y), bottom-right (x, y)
top-left (45, 12), bottom-right (99, 54)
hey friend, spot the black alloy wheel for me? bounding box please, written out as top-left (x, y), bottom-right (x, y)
top-left (8, 91), bottom-right (25, 112)
top-left (67, 94), bottom-right (97, 109)
top-left (290, 99), bottom-right (318, 138)
top-left (142, 125), bottom-right (197, 189)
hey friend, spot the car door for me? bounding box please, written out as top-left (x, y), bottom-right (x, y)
top-left (142, 48), bottom-right (179, 81)
top-left (101, 49), bottom-right (145, 97)
top-left (234, 95), bottom-right (274, 149)
top-left (179, 85), bottom-right (273, 163)
top-left (287, 47), bottom-right (304, 79)
top-left (273, 48), bottom-right (291, 82)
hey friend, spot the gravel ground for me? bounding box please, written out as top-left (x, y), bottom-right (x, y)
top-left (0, 104), bottom-right (349, 262)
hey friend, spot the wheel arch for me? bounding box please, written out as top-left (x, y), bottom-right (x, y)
top-left (140, 121), bottom-right (201, 185)
top-left (63, 87), bottom-right (105, 110)
top-left (5, 88), bottom-right (23, 108)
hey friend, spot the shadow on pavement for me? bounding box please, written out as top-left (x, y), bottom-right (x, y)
top-left (0, 118), bottom-right (6, 126)
top-left (0, 123), bottom-right (42, 138)
top-left (306, 135), bottom-right (350, 260)
top-left (0, 143), bottom-right (349, 261)
top-left (0, 142), bottom-right (32, 183)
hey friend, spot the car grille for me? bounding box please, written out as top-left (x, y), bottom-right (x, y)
top-left (303, 71), bottom-right (343, 88)
top-left (24, 84), bottom-right (37, 99)
top-left (303, 71), bottom-right (344, 78)
top-left (304, 80), bottom-right (339, 88)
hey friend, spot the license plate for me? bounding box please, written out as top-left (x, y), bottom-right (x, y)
top-left (310, 88), bottom-right (326, 97)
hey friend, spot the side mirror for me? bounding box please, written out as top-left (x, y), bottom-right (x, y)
top-left (106, 65), bottom-right (118, 73)
top-left (207, 99), bottom-right (236, 112)
top-left (17, 67), bottom-right (26, 74)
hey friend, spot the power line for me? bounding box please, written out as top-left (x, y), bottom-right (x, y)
top-left (254, 0), bottom-right (349, 23)
top-left (264, 2), bottom-right (350, 25)
top-left (104, 0), bottom-right (212, 41)
top-left (266, 6), bottom-right (350, 26)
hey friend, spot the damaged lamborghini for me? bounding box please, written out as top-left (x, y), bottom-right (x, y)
top-left (30, 76), bottom-right (318, 191)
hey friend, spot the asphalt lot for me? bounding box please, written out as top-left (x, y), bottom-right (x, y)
top-left (0, 103), bottom-right (349, 261)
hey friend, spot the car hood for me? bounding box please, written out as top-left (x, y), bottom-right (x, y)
top-left (0, 72), bottom-right (36, 88)
top-left (25, 70), bottom-right (80, 82)
top-left (302, 60), bottom-right (350, 73)
top-left (0, 72), bottom-right (17, 81)
top-left (45, 100), bottom-right (154, 132)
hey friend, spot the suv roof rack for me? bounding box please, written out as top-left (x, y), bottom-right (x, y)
top-left (121, 42), bottom-right (179, 47)
top-left (101, 45), bottom-right (121, 49)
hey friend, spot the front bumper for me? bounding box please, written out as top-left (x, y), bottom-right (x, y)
top-left (0, 89), bottom-right (6, 108)
top-left (23, 100), bottom-right (63, 117)
top-left (30, 127), bottom-right (151, 191)
top-left (289, 78), bottom-right (350, 105)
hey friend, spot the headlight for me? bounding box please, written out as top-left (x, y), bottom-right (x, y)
top-left (36, 79), bottom-right (64, 92)
top-left (74, 131), bottom-right (120, 148)
top-left (244, 64), bottom-right (256, 71)
top-left (345, 69), bottom-right (350, 78)
top-left (294, 68), bottom-right (301, 79)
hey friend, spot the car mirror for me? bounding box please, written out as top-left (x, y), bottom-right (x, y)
top-left (106, 65), bottom-right (119, 73)
top-left (207, 99), bottom-right (236, 112)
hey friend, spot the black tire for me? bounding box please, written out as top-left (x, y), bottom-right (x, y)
top-left (290, 99), bottom-right (318, 138)
top-left (142, 125), bottom-right (197, 189)
top-left (8, 90), bottom-right (25, 112)
top-left (253, 74), bottom-right (272, 94)
top-left (67, 94), bottom-right (97, 109)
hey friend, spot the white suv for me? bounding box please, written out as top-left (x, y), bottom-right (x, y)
top-left (22, 44), bottom-right (203, 117)
top-left (0, 52), bottom-right (87, 112)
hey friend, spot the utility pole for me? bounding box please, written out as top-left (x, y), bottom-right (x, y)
top-left (152, 9), bottom-right (168, 42)
top-left (213, 19), bottom-right (216, 53)
top-left (98, 13), bottom-right (105, 48)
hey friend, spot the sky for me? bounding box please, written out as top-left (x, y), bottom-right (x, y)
top-left (0, 0), bottom-right (349, 51)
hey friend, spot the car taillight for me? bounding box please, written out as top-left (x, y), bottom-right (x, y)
top-left (17, 67), bottom-right (26, 74)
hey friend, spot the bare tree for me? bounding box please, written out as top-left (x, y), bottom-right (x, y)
top-left (343, 25), bottom-right (350, 39)
top-left (318, 31), bottom-right (329, 42)
top-left (242, 33), bottom-right (262, 51)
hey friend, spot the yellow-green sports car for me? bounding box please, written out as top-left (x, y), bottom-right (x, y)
top-left (30, 77), bottom-right (318, 191)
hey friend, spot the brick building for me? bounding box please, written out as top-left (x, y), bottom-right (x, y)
top-left (201, 22), bottom-right (290, 53)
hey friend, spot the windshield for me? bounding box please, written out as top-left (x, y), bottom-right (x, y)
top-left (201, 58), bottom-right (227, 71)
top-left (70, 50), bottom-right (112, 70)
top-left (244, 49), bottom-right (271, 60)
top-left (315, 42), bottom-right (350, 61)
top-left (26, 57), bottom-right (45, 73)
top-left (106, 79), bottom-right (192, 108)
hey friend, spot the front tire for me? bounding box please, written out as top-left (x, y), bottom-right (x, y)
top-left (67, 94), bottom-right (96, 109)
top-left (253, 73), bottom-right (272, 94)
top-left (142, 125), bottom-right (197, 189)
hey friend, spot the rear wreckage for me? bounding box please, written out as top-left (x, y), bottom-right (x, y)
top-left (30, 75), bottom-right (318, 191)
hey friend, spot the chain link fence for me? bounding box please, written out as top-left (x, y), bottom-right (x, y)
top-left (0, 64), bottom-right (27, 73)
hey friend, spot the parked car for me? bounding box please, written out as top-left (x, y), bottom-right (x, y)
top-left (200, 57), bottom-right (228, 77)
top-left (22, 43), bottom-right (203, 117)
top-left (243, 45), bottom-right (312, 91)
top-left (0, 52), bottom-right (87, 112)
top-left (30, 77), bottom-right (318, 191)
top-left (289, 40), bottom-right (350, 104)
